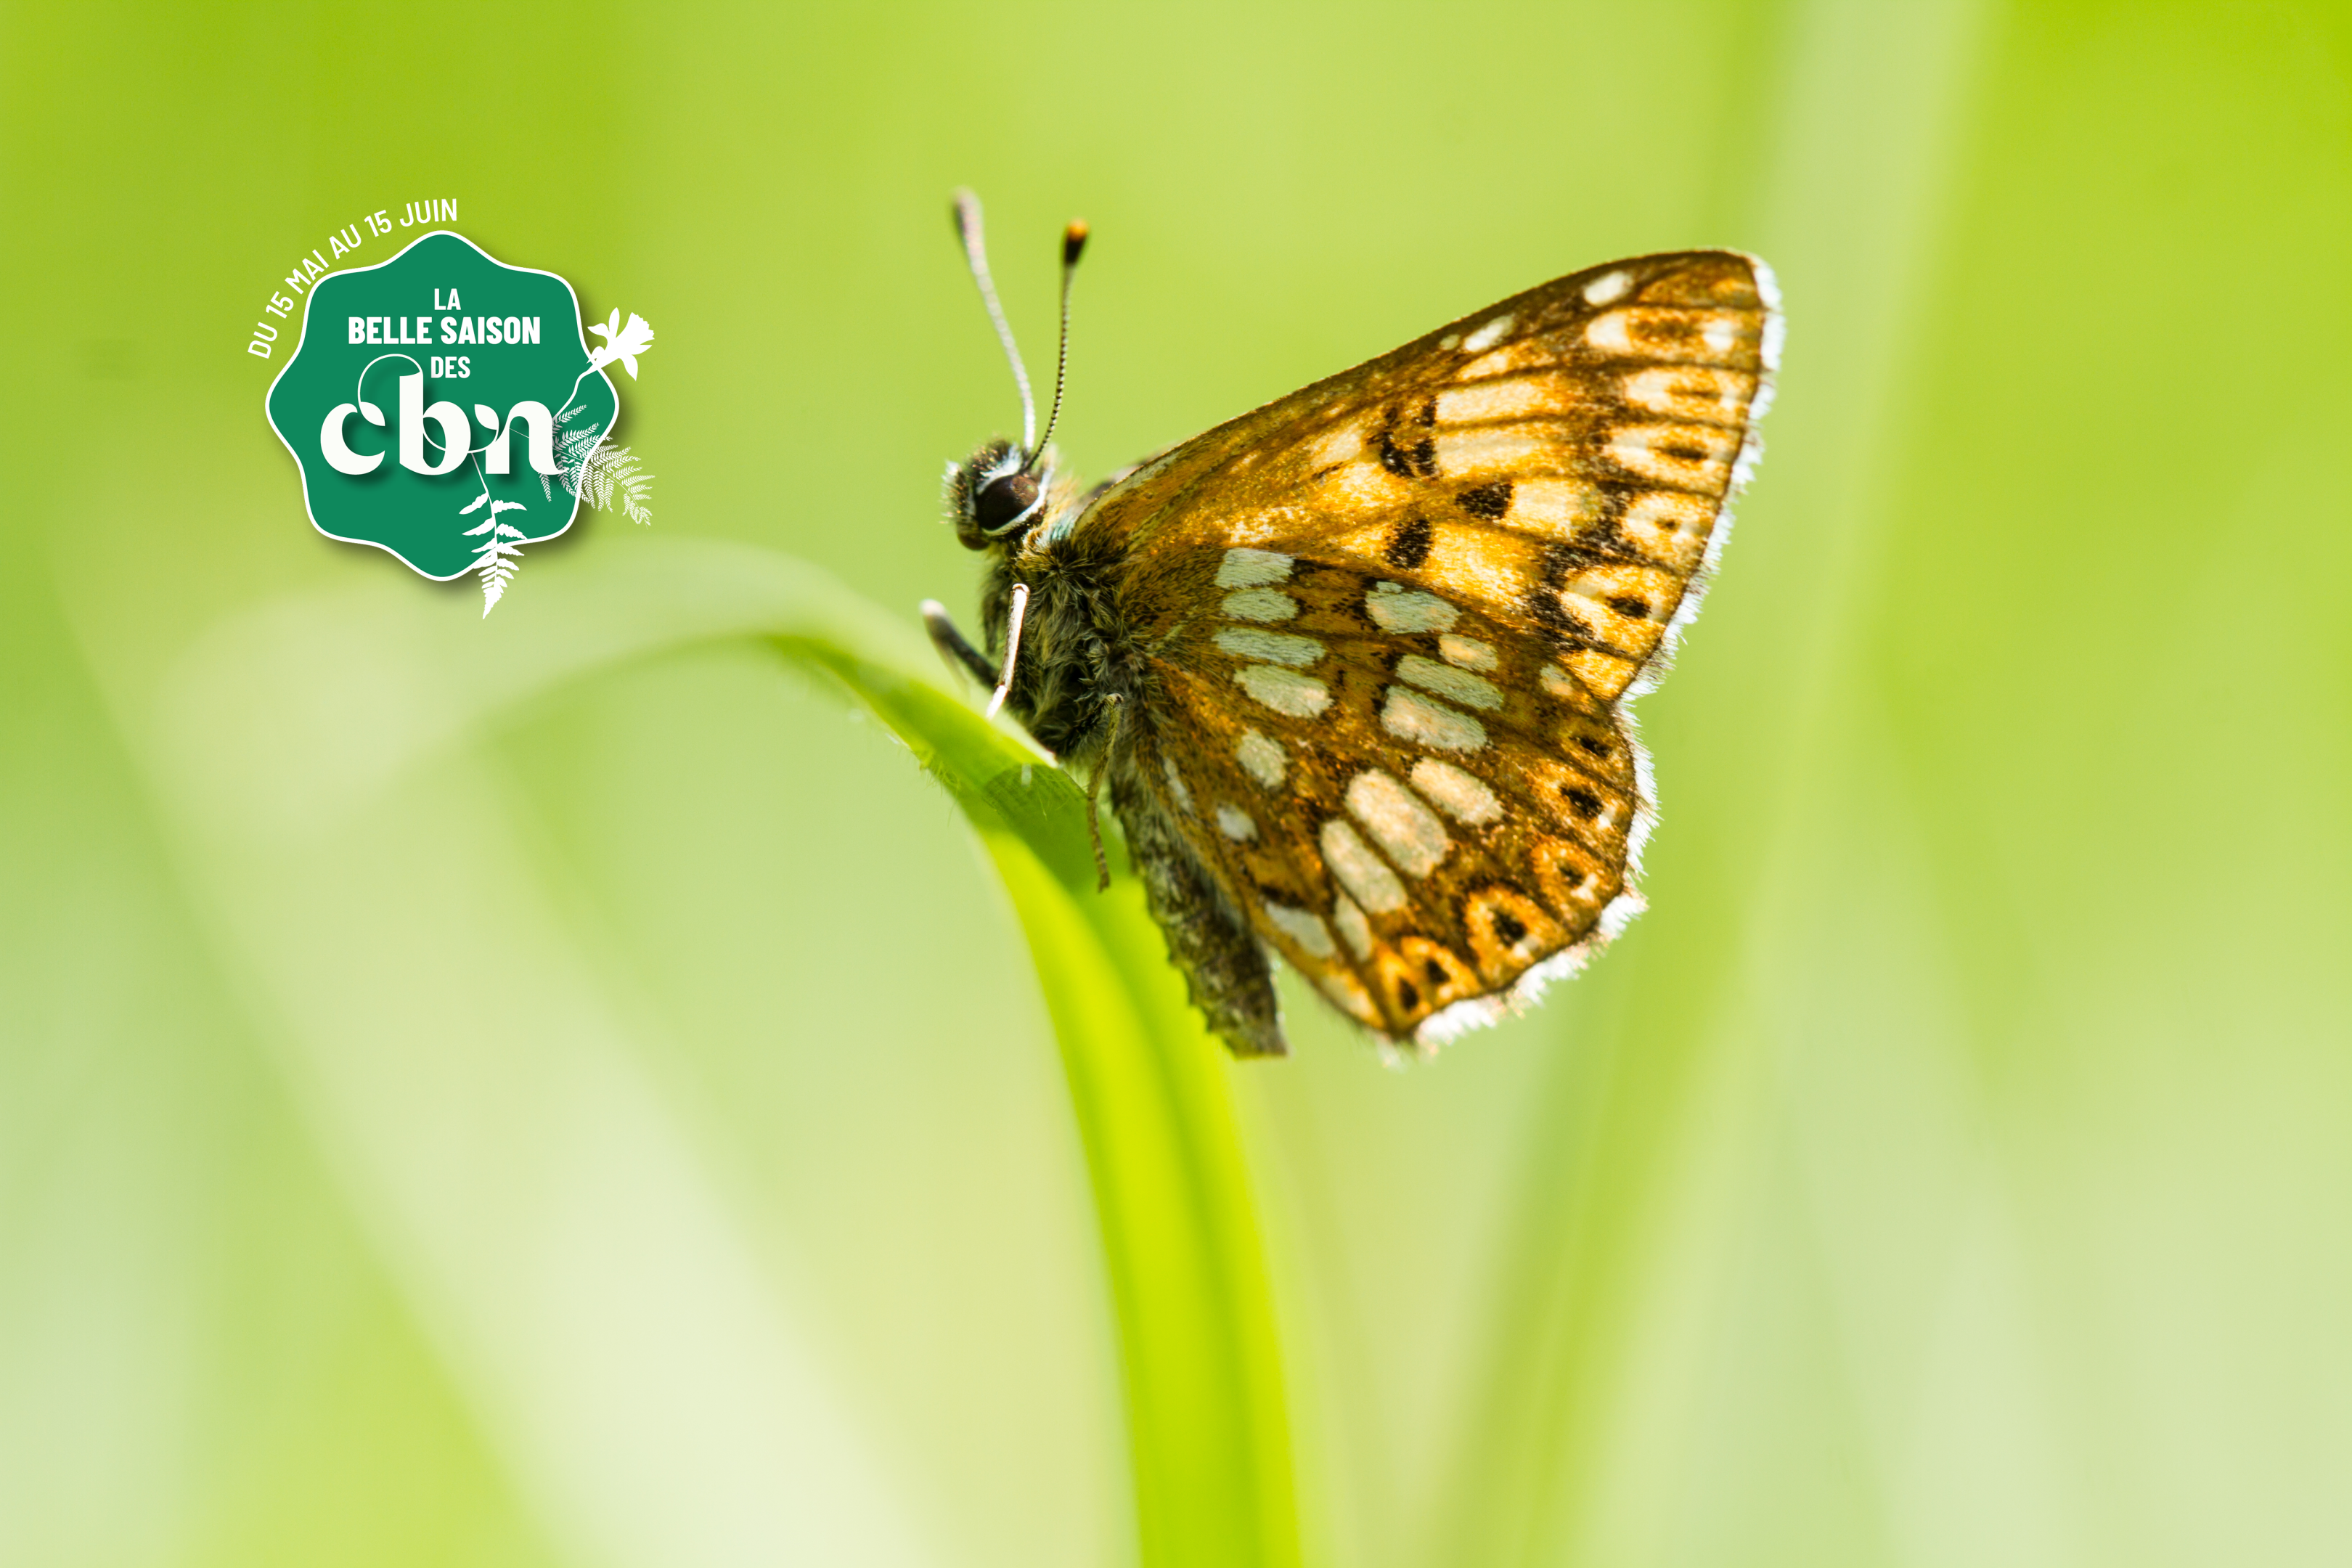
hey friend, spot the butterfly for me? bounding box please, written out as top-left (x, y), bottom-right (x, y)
top-left (923, 192), bottom-right (1779, 1057)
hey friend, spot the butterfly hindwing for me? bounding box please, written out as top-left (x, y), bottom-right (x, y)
top-left (1091, 251), bottom-right (1777, 1043)
top-left (1126, 556), bottom-right (1645, 1039)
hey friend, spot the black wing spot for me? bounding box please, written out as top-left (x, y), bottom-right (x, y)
top-left (1458, 480), bottom-right (1514, 520)
top-left (1397, 978), bottom-right (1421, 1011)
top-left (1493, 908), bottom-right (1528, 946)
top-left (1377, 404), bottom-right (1440, 479)
top-left (1575, 733), bottom-right (1612, 759)
top-left (1387, 513), bottom-right (1433, 570)
top-left (1540, 540), bottom-right (1605, 585)
top-left (1564, 786), bottom-right (1603, 820)
top-left (1376, 425), bottom-right (1418, 478)
top-left (1424, 957), bottom-right (1448, 987)
top-left (1528, 587), bottom-right (1593, 648)
top-left (1559, 866), bottom-right (1587, 891)
top-left (1607, 595), bottom-right (1652, 620)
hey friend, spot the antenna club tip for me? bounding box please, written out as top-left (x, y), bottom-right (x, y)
top-left (1062, 219), bottom-right (1090, 266)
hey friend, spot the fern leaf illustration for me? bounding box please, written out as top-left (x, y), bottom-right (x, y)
top-left (563, 437), bottom-right (655, 526)
top-left (467, 497), bottom-right (532, 616)
top-left (616, 451), bottom-right (653, 524)
top-left (475, 533), bottom-right (521, 616)
top-left (549, 417), bottom-right (608, 500)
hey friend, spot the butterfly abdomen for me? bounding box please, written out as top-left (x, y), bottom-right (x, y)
top-left (1114, 768), bottom-right (1286, 1055)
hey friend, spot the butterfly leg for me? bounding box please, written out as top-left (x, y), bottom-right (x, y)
top-left (920, 600), bottom-right (997, 689)
top-left (1083, 767), bottom-right (1111, 892)
top-left (1113, 775), bottom-right (1286, 1057)
top-left (1082, 698), bottom-right (1122, 893)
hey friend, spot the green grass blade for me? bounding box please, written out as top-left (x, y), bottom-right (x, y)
top-left (776, 611), bottom-right (1301, 1568)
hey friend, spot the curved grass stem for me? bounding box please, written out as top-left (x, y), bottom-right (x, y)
top-left (776, 628), bottom-right (1302, 1568)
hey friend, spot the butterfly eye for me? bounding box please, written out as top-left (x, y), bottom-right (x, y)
top-left (973, 470), bottom-right (1040, 535)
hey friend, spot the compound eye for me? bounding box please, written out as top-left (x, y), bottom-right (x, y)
top-left (973, 471), bottom-right (1040, 534)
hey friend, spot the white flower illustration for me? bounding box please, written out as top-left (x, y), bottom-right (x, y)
top-left (587, 309), bottom-right (655, 378)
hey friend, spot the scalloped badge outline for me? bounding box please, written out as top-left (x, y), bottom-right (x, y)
top-left (262, 226), bottom-right (655, 613)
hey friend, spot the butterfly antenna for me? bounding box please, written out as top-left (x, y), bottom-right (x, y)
top-left (1022, 219), bottom-right (1088, 476)
top-left (952, 190), bottom-right (1037, 451)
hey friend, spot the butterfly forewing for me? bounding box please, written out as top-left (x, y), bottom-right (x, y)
top-left (1090, 252), bottom-right (1776, 1042)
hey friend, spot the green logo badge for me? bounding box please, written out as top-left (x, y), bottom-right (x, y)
top-left (265, 230), bottom-right (654, 613)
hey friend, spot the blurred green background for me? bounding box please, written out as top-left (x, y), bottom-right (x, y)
top-left (4, 2), bottom-right (2350, 1565)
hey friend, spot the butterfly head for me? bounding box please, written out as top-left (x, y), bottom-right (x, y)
top-left (946, 193), bottom-right (1089, 552)
top-left (947, 437), bottom-right (1048, 550)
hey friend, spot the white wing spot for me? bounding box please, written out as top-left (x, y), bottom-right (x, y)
top-left (1320, 819), bottom-right (1407, 914)
top-left (1584, 311), bottom-right (1637, 356)
top-left (1263, 899), bottom-right (1337, 958)
top-left (1236, 664), bottom-right (1330, 717)
top-left (1215, 547), bottom-right (1295, 587)
top-left (1214, 626), bottom-right (1323, 666)
top-left (1317, 970), bottom-right (1383, 1026)
top-left (1436, 375), bottom-right (1568, 424)
top-left (1304, 423), bottom-right (1362, 471)
top-left (1217, 804), bottom-right (1257, 841)
top-left (1345, 769), bottom-right (1451, 877)
top-left (1397, 653), bottom-right (1503, 711)
top-left (1583, 269), bottom-right (1633, 306)
top-left (1381, 687), bottom-right (1487, 752)
top-left (1365, 581), bottom-right (1458, 633)
top-left (1439, 634), bottom-right (1497, 671)
top-left (1332, 894), bottom-right (1373, 960)
top-left (1433, 426), bottom-right (1551, 478)
top-left (1236, 728), bottom-right (1286, 788)
top-left (1604, 423), bottom-right (1734, 491)
top-left (1438, 332), bottom-right (1461, 351)
top-left (1540, 663), bottom-right (1579, 699)
top-left (1410, 759), bottom-right (1502, 826)
top-left (1499, 476), bottom-right (1604, 538)
top-left (1222, 587), bottom-right (1299, 623)
top-left (1621, 364), bottom-right (1748, 423)
top-left (1460, 312), bottom-right (1515, 354)
top-left (1618, 490), bottom-right (1714, 565)
top-left (1702, 315), bottom-right (1737, 354)
top-left (1163, 756), bottom-right (1194, 815)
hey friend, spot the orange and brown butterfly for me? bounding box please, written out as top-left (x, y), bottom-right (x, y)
top-left (923, 192), bottom-right (1779, 1058)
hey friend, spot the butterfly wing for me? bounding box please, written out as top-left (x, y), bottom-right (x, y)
top-left (1090, 251), bottom-right (1777, 1044)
